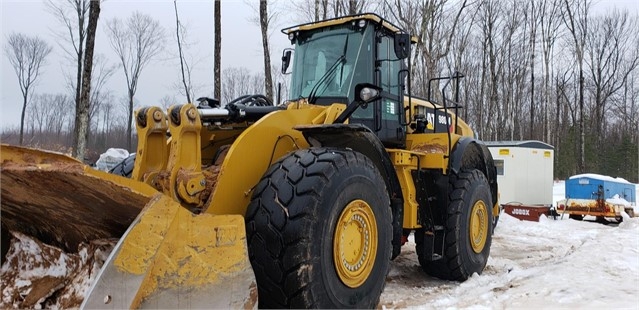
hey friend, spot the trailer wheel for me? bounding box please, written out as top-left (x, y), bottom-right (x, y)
top-left (569, 214), bottom-right (584, 221)
top-left (246, 148), bottom-right (392, 308)
top-left (416, 169), bottom-right (493, 281)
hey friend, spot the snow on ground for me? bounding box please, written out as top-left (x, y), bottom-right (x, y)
top-left (2, 182), bottom-right (638, 309)
top-left (1, 234), bottom-right (116, 309)
top-left (380, 181), bottom-right (639, 309)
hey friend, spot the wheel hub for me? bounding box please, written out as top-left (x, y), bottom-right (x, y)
top-left (333, 200), bottom-right (377, 288)
top-left (469, 200), bottom-right (488, 253)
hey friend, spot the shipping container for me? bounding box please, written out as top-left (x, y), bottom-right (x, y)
top-left (486, 140), bottom-right (554, 206)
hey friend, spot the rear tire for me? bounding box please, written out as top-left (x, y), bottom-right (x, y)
top-left (415, 169), bottom-right (493, 281)
top-left (245, 148), bottom-right (392, 308)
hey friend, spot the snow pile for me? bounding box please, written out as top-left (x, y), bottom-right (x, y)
top-left (380, 214), bottom-right (639, 308)
top-left (607, 194), bottom-right (632, 207)
top-left (1, 232), bottom-right (116, 309)
top-left (94, 148), bottom-right (130, 171)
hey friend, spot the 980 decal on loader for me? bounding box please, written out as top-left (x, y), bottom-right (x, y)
top-left (1, 13), bottom-right (498, 308)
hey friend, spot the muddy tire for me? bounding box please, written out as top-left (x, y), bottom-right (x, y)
top-left (415, 169), bottom-right (493, 281)
top-left (245, 148), bottom-right (392, 308)
top-left (108, 154), bottom-right (136, 178)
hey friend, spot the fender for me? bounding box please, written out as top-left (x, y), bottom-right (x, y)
top-left (294, 123), bottom-right (405, 259)
top-left (449, 136), bottom-right (499, 208)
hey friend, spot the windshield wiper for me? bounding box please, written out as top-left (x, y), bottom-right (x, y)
top-left (308, 55), bottom-right (345, 104)
top-left (308, 36), bottom-right (350, 104)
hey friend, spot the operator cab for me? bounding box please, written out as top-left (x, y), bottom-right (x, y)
top-left (283, 14), bottom-right (412, 148)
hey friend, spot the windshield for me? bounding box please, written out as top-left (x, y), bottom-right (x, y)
top-left (289, 24), bottom-right (373, 103)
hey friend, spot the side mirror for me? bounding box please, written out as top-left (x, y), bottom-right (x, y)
top-left (333, 83), bottom-right (383, 124)
top-left (281, 49), bottom-right (293, 74)
top-left (394, 33), bottom-right (410, 60)
top-left (355, 83), bottom-right (382, 104)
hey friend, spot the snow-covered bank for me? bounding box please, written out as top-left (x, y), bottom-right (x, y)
top-left (381, 212), bottom-right (639, 308)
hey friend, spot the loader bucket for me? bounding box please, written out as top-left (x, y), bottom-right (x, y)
top-left (0, 144), bottom-right (256, 308)
top-left (82, 194), bottom-right (257, 309)
top-left (0, 144), bottom-right (156, 252)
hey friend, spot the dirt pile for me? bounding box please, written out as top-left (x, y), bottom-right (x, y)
top-left (1, 232), bottom-right (116, 309)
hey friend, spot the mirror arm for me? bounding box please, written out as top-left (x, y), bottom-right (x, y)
top-left (333, 100), bottom-right (365, 124)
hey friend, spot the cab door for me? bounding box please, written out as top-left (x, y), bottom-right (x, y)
top-left (351, 33), bottom-right (405, 148)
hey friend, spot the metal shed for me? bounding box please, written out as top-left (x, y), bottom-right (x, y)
top-left (485, 140), bottom-right (554, 206)
top-left (565, 174), bottom-right (636, 203)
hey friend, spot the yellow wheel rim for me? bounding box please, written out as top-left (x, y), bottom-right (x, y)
top-left (333, 199), bottom-right (377, 288)
top-left (469, 200), bottom-right (488, 253)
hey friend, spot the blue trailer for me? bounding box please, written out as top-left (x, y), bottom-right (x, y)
top-left (557, 174), bottom-right (637, 221)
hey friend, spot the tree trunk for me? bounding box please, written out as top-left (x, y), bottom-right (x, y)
top-left (19, 94), bottom-right (27, 145)
top-left (578, 67), bottom-right (585, 173)
top-left (348, 0), bottom-right (357, 15)
top-left (260, 0), bottom-right (273, 102)
top-left (127, 92), bottom-right (134, 150)
top-left (71, 1), bottom-right (87, 158)
top-left (174, 0), bottom-right (191, 103)
top-left (74, 0), bottom-right (100, 161)
top-left (214, 0), bottom-right (221, 99)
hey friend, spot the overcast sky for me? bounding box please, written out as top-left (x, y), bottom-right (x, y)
top-left (0, 0), bottom-right (292, 128)
top-left (1, 0), bottom-right (637, 129)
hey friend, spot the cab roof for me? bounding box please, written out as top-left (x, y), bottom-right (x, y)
top-left (281, 13), bottom-right (417, 43)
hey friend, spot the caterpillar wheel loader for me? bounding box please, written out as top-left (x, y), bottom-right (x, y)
top-left (0, 13), bottom-right (498, 309)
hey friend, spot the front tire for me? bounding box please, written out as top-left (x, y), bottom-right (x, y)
top-left (415, 169), bottom-right (493, 281)
top-left (245, 148), bottom-right (392, 308)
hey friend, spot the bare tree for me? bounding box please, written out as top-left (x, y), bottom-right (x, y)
top-left (260, 0), bottom-right (274, 102)
top-left (214, 0), bottom-right (221, 99)
top-left (526, 0), bottom-right (542, 140)
top-left (4, 33), bottom-right (52, 145)
top-left (539, 0), bottom-right (562, 142)
top-left (88, 54), bottom-right (116, 133)
top-left (222, 67), bottom-right (266, 102)
top-left (174, 0), bottom-right (191, 103)
top-left (106, 12), bottom-right (165, 150)
top-left (562, 0), bottom-right (590, 173)
top-left (585, 10), bottom-right (639, 138)
top-left (46, 0), bottom-right (89, 126)
top-left (74, 0), bottom-right (100, 161)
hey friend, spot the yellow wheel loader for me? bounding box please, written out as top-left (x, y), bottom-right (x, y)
top-left (0, 13), bottom-right (498, 309)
